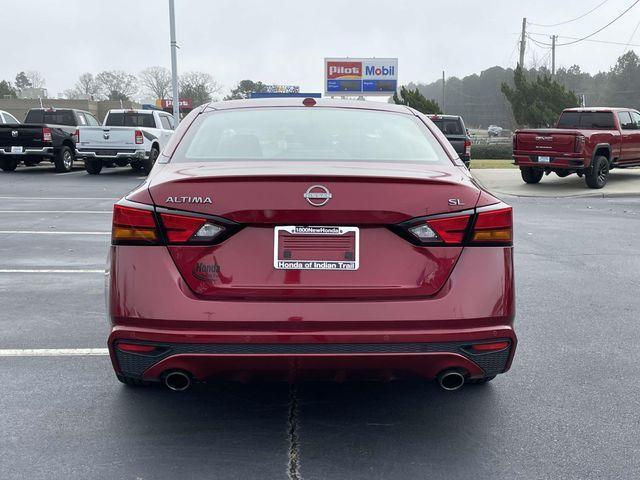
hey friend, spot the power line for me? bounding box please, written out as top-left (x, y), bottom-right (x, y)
top-left (528, 31), bottom-right (640, 47)
top-left (529, 0), bottom-right (610, 27)
top-left (532, 0), bottom-right (640, 46)
top-left (622, 18), bottom-right (640, 53)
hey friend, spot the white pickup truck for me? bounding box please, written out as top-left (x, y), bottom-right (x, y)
top-left (75, 109), bottom-right (176, 175)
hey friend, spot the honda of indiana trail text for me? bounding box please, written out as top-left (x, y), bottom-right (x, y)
top-left (107, 98), bottom-right (517, 392)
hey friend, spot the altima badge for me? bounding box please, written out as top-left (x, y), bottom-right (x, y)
top-left (304, 185), bottom-right (332, 207)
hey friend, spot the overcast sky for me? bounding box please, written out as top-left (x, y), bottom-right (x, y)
top-left (3, 0), bottom-right (640, 98)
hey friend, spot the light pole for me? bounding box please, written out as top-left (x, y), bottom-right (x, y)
top-left (169, 0), bottom-right (180, 123)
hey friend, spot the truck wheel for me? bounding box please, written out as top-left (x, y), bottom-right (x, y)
top-left (84, 159), bottom-right (103, 175)
top-left (520, 166), bottom-right (543, 184)
top-left (0, 158), bottom-right (18, 172)
top-left (585, 156), bottom-right (609, 189)
top-left (142, 147), bottom-right (159, 175)
top-left (54, 146), bottom-right (74, 172)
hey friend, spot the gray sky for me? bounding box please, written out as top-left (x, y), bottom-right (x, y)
top-left (3, 0), bottom-right (640, 98)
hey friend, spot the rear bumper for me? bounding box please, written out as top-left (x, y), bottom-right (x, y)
top-left (109, 334), bottom-right (516, 382)
top-left (107, 245), bottom-right (517, 382)
top-left (0, 146), bottom-right (54, 157)
top-left (514, 153), bottom-right (586, 169)
top-left (76, 149), bottom-right (148, 160)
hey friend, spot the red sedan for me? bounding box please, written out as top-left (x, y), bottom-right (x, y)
top-left (107, 98), bottom-right (516, 392)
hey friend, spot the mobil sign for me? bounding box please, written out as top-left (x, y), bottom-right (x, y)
top-left (325, 58), bottom-right (398, 96)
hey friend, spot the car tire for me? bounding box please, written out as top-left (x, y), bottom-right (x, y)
top-left (520, 166), bottom-right (543, 184)
top-left (116, 374), bottom-right (150, 387)
top-left (0, 158), bottom-right (18, 172)
top-left (142, 147), bottom-right (159, 175)
top-left (467, 376), bottom-right (496, 385)
top-left (54, 146), bottom-right (74, 173)
top-left (84, 159), bottom-right (103, 175)
top-left (585, 155), bottom-right (609, 189)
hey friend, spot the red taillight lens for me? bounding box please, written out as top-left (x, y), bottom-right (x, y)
top-left (469, 341), bottom-right (510, 353)
top-left (135, 130), bottom-right (143, 144)
top-left (575, 135), bottom-right (585, 153)
top-left (73, 129), bottom-right (79, 143)
top-left (464, 139), bottom-right (471, 157)
top-left (42, 127), bottom-right (52, 143)
top-left (471, 207), bottom-right (512, 244)
top-left (117, 342), bottom-right (158, 353)
top-left (160, 212), bottom-right (225, 243)
top-left (409, 214), bottom-right (471, 244)
top-left (112, 204), bottom-right (158, 244)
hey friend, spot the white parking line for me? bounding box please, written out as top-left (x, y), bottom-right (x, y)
top-left (0, 269), bottom-right (104, 273)
top-left (54, 170), bottom-right (85, 176)
top-left (0, 210), bottom-right (111, 213)
top-left (0, 230), bottom-right (110, 235)
top-left (0, 348), bottom-right (108, 356)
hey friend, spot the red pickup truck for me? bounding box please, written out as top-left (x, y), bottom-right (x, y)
top-left (513, 107), bottom-right (640, 188)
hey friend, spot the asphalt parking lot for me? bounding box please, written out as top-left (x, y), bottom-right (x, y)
top-left (1, 165), bottom-right (639, 480)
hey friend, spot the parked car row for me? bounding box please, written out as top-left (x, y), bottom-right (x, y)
top-left (0, 107), bottom-right (176, 175)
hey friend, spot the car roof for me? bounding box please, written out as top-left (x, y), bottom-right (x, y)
top-left (426, 114), bottom-right (462, 120)
top-left (563, 107), bottom-right (631, 112)
top-left (28, 107), bottom-right (92, 115)
top-left (107, 109), bottom-right (154, 114)
top-left (203, 98), bottom-right (414, 114)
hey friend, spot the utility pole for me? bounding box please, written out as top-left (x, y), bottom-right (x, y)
top-left (551, 35), bottom-right (557, 76)
top-left (442, 70), bottom-right (445, 113)
top-left (519, 17), bottom-right (527, 68)
top-left (169, 0), bottom-right (180, 124)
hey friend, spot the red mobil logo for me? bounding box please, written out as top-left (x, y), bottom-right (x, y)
top-left (327, 61), bottom-right (362, 79)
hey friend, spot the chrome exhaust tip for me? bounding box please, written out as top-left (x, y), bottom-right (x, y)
top-left (163, 370), bottom-right (192, 392)
top-left (436, 369), bottom-right (466, 391)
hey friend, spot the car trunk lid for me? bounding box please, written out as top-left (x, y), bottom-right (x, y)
top-left (147, 161), bottom-right (482, 300)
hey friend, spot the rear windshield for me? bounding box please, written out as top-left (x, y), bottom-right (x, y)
top-left (557, 111), bottom-right (615, 129)
top-left (173, 107), bottom-right (450, 164)
top-left (431, 118), bottom-right (464, 135)
top-left (25, 110), bottom-right (76, 125)
top-left (105, 112), bottom-right (156, 128)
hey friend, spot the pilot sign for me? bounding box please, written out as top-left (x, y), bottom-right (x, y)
top-left (324, 58), bottom-right (398, 96)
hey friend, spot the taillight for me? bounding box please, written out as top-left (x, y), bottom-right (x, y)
top-left (470, 207), bottom-right (512, 245)
top-left (408, 214), bottom-right (471, 244)
top-left (402, 204), bottom-right (512, 246)
top-left (464, 139), bottom-right (471, 158)
top-left (42, 127), bottom-right (52, 143)
top-left (112, 204), bottom-right (158, 244)
top-left (575, 135), bottom-right (585, 153)
top-left (135, 130), bottom-right (144, 144)
top-left (160, 212), bottom-right (225, 244)
top-left (73, 129), bottom-right (79, 143)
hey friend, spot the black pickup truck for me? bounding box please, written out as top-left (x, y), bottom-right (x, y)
top-left (0, 108), bottom-right (100, 172)
top-left (427, 114), bottom-right (472, 168)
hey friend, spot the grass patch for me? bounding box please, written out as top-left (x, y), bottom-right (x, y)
top-left (470, 159), bottom-right (517, 169)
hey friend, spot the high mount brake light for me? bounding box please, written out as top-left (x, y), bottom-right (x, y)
top-left (404, 205), bottom-right (512, 246)
top-left (160, 212), bottom-right (225, 244)
top-left (112, 204), bottom-right (158, 244)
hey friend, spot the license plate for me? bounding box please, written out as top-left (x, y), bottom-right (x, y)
top-left (538, 156), bottom-right (551, 163)
top-left (11, 146), bottom-right (23, 154)
top-left (274, 226), bottom-right (359, 270)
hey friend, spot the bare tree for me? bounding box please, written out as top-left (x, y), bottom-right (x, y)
top-left (139, 66), bottom-right (172, 100)
top-left (25, 71), bottom-right (46, 89)
top-left (179, 71), bottom-right (222, 106)
top-left (96, 70), bottom-right (138, 101)
top-left (65, 73), bottom-right (100, 99)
